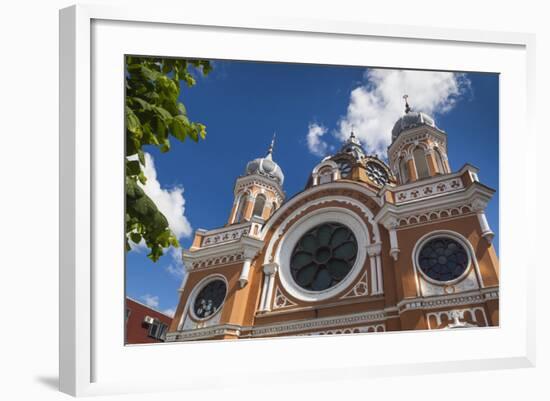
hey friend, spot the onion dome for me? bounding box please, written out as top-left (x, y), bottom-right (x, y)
top-left (391, 95), bottom-right (439, 141)
top-left (245, 135), bottom-right (284, 185)
top-left (338, 130), bottom-right (366, 161)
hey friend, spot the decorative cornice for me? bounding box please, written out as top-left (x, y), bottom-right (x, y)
top-left (393, 176), bottom-right (464, 204)
top-left (183, 236), bottom-right (264, 271)
top-left (375, 181), bottom-right (495, 229)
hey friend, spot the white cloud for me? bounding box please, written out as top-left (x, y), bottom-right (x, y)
top-left (164, 246), bottom-right (185, 278)
top-left (164, 246), bottom-right (185, 280)
top-left (139, 153), bottom-right (192, 240)
top-left (332, 69), bottom-right (470, 157)
top-left (306, 123), bottom-right (330, 157)
top-left (140, 294), bottom-right (159, 308)
top-left (162, 308), bottom-right (176, 318)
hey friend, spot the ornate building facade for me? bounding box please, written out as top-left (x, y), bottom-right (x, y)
top-left (166, 103), bottom-right (499, 342)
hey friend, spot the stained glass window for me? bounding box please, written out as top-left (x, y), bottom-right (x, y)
top-left (335, 159), bottom-right (352, 178)
top-left (365, 161), bottom-right (389, 186)
top-left (418, 237), bottom-right (469, 282)
top-left (290, 223), bottom-right (358, 291)
top-left (193, 280), bottom-right (227, 319)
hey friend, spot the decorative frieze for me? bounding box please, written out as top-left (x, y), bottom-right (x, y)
top-left (202, 221), bottom-right (263, 247)
top-left (394, 177), bottom-right (463, 204)
top-left (397, 203), bottom-right (473, 228)
top-left (187, 251), bottom-right (244, 271)
top-left (301, 324), bottom-right (385, 335)
top-left (397, 288), bottom-right (499, 313)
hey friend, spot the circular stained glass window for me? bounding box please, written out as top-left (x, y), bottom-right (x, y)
top-left (193, 279), bottom-right (227, 319)
top-left (290, 223), bottom-right (358, 291)
top-left (365, 161), bottom-right (389, 186)
top-left (418, 237), bottom-right (469, 282)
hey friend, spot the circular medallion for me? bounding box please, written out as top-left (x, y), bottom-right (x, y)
top-left (193, 279), bottom-right (227, 319)
top-left (290, 222), bottom-right (358, 291)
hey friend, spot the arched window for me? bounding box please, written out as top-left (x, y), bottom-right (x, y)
top-left (252, 194), bottom-right (266, 218)
top-left (318, 166), bottom-right (333, 184)
top-left (434, 148), bottom-right (446, 174)
top-left (399, 157), bottom-right (409, 184)
top-left (413, 147), bottom-right (430, 179)
top-left (234, 193), bottom-right (247, 223)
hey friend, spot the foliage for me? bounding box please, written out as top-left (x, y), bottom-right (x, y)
top-left (125, 56), bottom-right (212, 261)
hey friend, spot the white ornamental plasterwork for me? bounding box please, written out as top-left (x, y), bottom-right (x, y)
top-left (302, 324), bottom-right (385, 336)
top-left (394, 177), bottom-right (464, 204)
top-left (251, 310), bottom-right (388, 337)
top-left (272, 286), bottom-right (297, 309)
top-left (234, 177), bottom-right (284, 203)
top-left (389, 129), bottom-right (446, 161)
top-left (262, 195), bottom-right (380, 253)
top-left (202, 226), bottom-right (251, 247)
top-left (340, 272), bottom-right (369, 299)
top-left (181, 309), bottom-right (222, 331)
top-left (397, 203), bottom-right (473, 228)
top-left (427, 307), bottom-right (488, 329)
top-left (397, 288), bottom-right (499, 313)
top-left (420, 269), bottom-right (479, 297)
top-left (189, 252), bottom-right (243, 271)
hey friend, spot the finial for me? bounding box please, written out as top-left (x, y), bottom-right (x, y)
top-left (266, 132), bottom-right (276, 159)
top-left (403, 94), bottom-right (411, 114)
top-left (350, 125), bottom-right (356, 139)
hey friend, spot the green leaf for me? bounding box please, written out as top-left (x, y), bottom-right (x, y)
top-left (126, 160), bottom-right (141, 176)
top-left (130, 232), bottom-right (142, 244)
top-left (171, 115), bottom-right (190, 141)
top-left (138, 150), bottom-right (145, 166)
top-left (125, 107), bottom-right (142, 136)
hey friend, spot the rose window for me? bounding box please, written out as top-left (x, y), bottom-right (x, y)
top-left (290, 223), bottom-right (358, 291)
top-left (418, 237), bottom-right (469, 282)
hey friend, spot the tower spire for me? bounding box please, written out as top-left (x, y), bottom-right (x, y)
top-left (266, 132), bottom-right (276, 160)
top-left (403, 94), bottom-right (411, 114)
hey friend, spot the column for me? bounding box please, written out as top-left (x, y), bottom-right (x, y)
top-left (259, 263), bottom-right (278, 312)
top-left (383, 217), bottom-right (400, 261)
top-left (238, 257), bottom-right (252, 288)
top-left (406, 155), bottom-right (418, 182)
top-left (473, 199), bottom-right (494, 243)
top-left (238, 246), bottom-right (260, 288)
top-left (368, 247), bottom-right (378, 294)
top-left (425, 149), bottom-right (438, 177)
top-left (367, 243), bottom-right (382, 295)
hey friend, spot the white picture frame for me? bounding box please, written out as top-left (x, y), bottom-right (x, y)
top-left (59, 4), bottom-right (536, 397)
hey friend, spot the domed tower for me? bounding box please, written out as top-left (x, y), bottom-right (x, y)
top-left (388, 95), bottom-right (451, 184)
top-left (309, 130), bottom-right (395, 190)
top-left (228, 136), bottom-right (285, 224)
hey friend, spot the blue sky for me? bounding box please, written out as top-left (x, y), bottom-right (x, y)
top-left (126, 60), bottom-right (499, 316)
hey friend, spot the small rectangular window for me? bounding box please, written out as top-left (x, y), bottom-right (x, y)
top-left (148, 319), bottom-right (168, 341)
